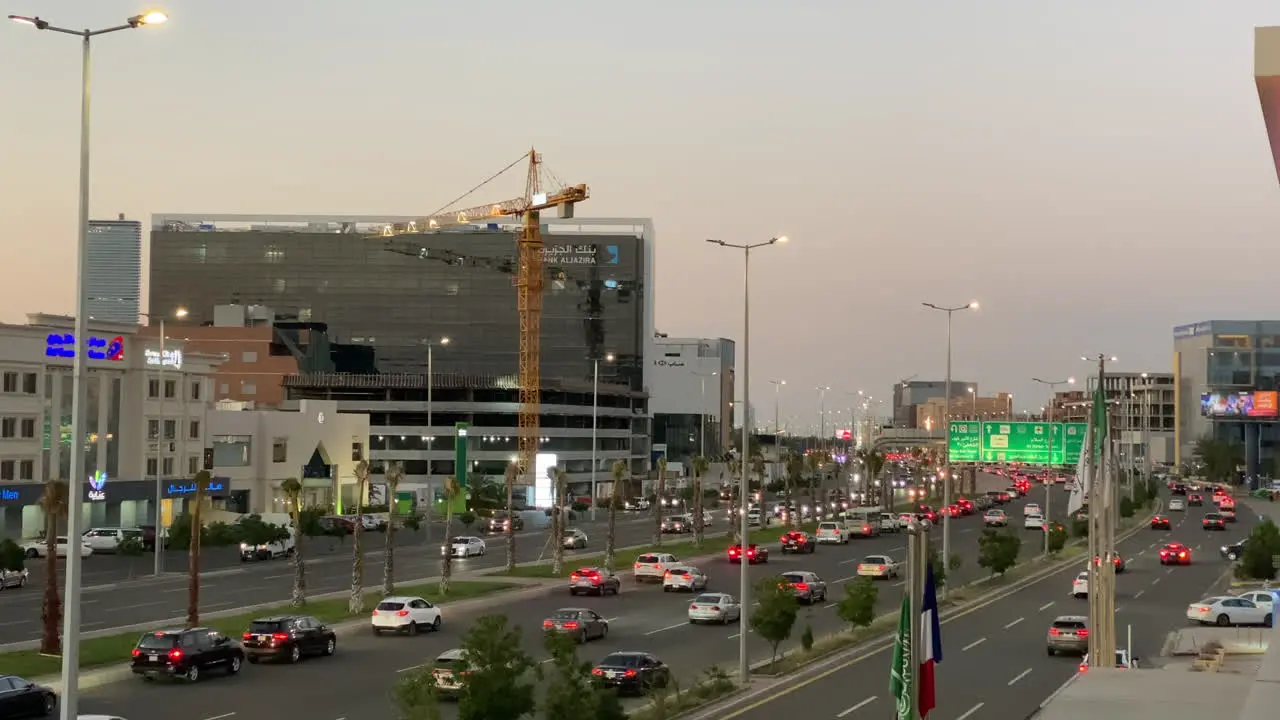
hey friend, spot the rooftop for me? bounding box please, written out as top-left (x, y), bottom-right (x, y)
top-left (1034, 666), bottom-right (1253, 720)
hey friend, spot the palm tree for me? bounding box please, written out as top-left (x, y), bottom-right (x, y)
top-left (348, 459), bottom-right (370, 615)
top-left (38, 479), bottom-right (67, 655)
top-left (653, 457), bottom-right (667, 546)
top-left (504, 461), bottom-right (518, 574)
top-left (186, 470), bottom-right (211, 627)
top-left (280, 477), bottom-right (307, 608)
top-left (439, 476), bottom-right (461, 595)
top-left (691, 455), bottom-right (709, 548)
top-left (1194, 436), bottom-right (1243, 484)
top-left (605, 460), bottom-right (626, 572)
top-left (382, 461), bottom-right (404, 596)
top-left (862, 450), bottom-right (886, 511)
top-left (785, 454), bottom-right (804, 526)
top-left (803, 453), bottom-right (822, 516)
top-left (551, 467), bottom-right (568, 576)
top-left (751, 455), bottom-right (766, 501)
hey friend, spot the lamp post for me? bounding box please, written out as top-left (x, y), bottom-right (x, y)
top-left (816, 385), bottom-right (831, 455)
top-left (922, 300), bottom-right (978, 595)
top-left (142, 306), bottom-right (187, 576)
top-left (967, 387), bottom-right (977, 419)
top-left (1033, 376), bottom-right (1075, 557)
top-left (1007, 393), bottom-right (1014, 421)
top-left (425, 336), bottom-right (450, 529)
top-left (769, 379), bottom-right (784, 491)
top-left (1140, 372), bottom-right (1151, 486)
top-left (590, 352), bottom-right (615, 520)
top-left (707, 234), bottom-right (788, 685)
top-left (7, 11), bottom-right (169, 719)
top-left (696, 371), bottom-right (719, 458)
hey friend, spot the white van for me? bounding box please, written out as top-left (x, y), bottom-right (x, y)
top-left (843, 508), bottom-right (882, 537)
top-left (82, 527), bottom-right (145, 553)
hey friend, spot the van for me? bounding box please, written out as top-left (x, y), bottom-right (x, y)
top-left (843, 508), bottom-right (881, 537)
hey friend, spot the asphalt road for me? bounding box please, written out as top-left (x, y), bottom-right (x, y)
top-left (69, 474), bottom-right (1045, 719)
top-left (708, 490), bottom-right (1251, 720)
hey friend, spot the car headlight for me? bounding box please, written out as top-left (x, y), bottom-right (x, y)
top-left (239, 543), bottom-right (248, 550)
top-left (441, 546), bottom-right (448, 555)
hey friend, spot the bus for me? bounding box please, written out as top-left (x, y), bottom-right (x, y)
top-left (843, 507), bottom-right (881, 537)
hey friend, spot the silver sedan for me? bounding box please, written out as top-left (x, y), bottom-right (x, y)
top-left (662, 566), bottom-right (709, 592)
top-left (688, 592), bottom-right (742, 624)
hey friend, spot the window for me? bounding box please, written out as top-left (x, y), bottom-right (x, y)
top-left (352, 442), bottom-right (363, 461)
top-left (218, 383), bottom-right (229, 395)
top-left (162, 457), bottom-right (174, 476)
top-left (148, 378), bottom-right (160, 398)
top-left (272, 438), bottom-right (287, 463)
top-left (191, 380), bottom-right (202, 401)
top-left (189, 420), bottom-right (200, 440)
top-left (148, 419), bottom-right (160, 440)
top-left (0, 418), bottom-right (14, 439)
top-left (19, 460), bottom-right (33, 480)
top-left (146, 457), bottom-right (158, 476)
top-left (188, 456), bottom-right (198, 475)
top-left (0, 460), bottom-right (12, 480)
top-left (164, 379), bottom-right (176, 399)
top-left (20, 418), bottom-right (34, 439)
top-left (22, 373), bottom-right (37, 394)
top-left (241, 350), bottom-right (258, 363)
top-left (2, 372), bottom-right (16, 393)
top-left (163, 420), bottom-right (176, 440)
top-left (213, 435), bottom-right (252, 467)
top-left (242, 381), bottom-right (258, 396)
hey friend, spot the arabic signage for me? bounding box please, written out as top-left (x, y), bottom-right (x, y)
top-left (1201, 391), bottom-right (1279, 419)
top-left (145, 348), bottom-right (183, 369)
top-left (1173, 322), bottom-right (1212, 339)
top-left (166, 481), bottom-right (226, 496)
top-left (46, 333), bottom-right (125, 361)
top-left (87, 471), bottom-right (108, 501)
top-left (653, 358), bottom-right (687, 367)
top-left (539, 244), bottom-right (620, 266)
top-left (948, 421), bottom-right (1088, 465)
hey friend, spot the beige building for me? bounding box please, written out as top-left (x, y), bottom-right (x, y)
top-left (916, 392), bottom-right (1015, 430)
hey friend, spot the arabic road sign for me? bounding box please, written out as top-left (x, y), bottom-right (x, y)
top-left (947, 421), bottom-right (1087, 465)
top-left (947, 422), bottom-right (981, 463)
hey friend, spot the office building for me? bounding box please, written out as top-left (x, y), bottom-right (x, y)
top-left (892, 380), bottom-right (977, 428)
top-left (915, 392), bottom-right (1013, 429)
top-left (86, 215), bottom-right (142, 324)
top-left (649, 335), bottom-right (735, 463)
top-left (1053, 372), bottom-right (1176, 465)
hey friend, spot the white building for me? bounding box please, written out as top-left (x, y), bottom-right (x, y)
top-left (0, 314), bottom-right (219, 539)
top-left (210, 399), bottom-right (371, 515)
top-left (649, 335), bottom-right (735, 462)
top-left (86, 215), bottom-right (142, 324)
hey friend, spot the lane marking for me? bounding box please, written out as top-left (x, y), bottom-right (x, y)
top-left (397, 663), bottom-right (427, 673)
top-left (957, 702), bottom-right (984, 720)
top-left (1134, 590), bottom-right (1144, 599)
top-left (164, 585), bottom-right (213, 593)
top-left (1003, 617), bottom-right (1024, 629)
top-left (1008, 668), bottom-right (1032, 686)
top-left (1038, 601), bottom-right (1054, 611)
top-left (105, 600), bottom-right (166, 612)
top-left (202, 714), bottom-right (236, 720)
top-left (961, 637), bottom-right (985, 651)
top-left (837, 696), bottom-right (877, 717)
top-left (646, 622), bottom-right (686, 636)
top-left (1152, 577), bottom-right (1161, 585)
top-left (839, 558), bottom-right (861, 565)
top-left (1166, 568), bottom-right (1174, 575)
top-left (261, 574), bottom-right (291, 580)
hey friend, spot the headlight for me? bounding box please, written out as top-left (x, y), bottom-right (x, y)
top-left (239, 543), bottom-right (248, 550)
top-left (441, 546), bottom-right (448, 555)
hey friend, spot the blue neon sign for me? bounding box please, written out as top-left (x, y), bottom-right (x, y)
top-left (167, 481), bottom-right (226, 495)
top-left (45, 333), bottom-right (125, 361)
top-left (0, 489), bottom-right (18, 502)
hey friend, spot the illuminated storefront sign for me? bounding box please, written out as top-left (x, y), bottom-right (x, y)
top-left (144, 348), bottom-right (183, 369)
top-left (87, 471), bottom-right (108, 501)
top-left (166, 481), bottom-right (226, 495)
top-left (46, 333), bottom-right (125, 361)
top-left (0, 489), bottom-right (18, 502)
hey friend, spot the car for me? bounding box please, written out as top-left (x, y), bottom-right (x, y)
top-left (0, 675), bottom-right (57, 717)
top-left (563, 528), bottom-right (588, 549)
top-left (21, 536), bottom-right (92, 559)
top-left (0, 567), bottom-right (29, 591)
top-left (1202, 513), bottom-right (1227, 530)
top-left (1237, 590), bottom-right (1277, 614)
top-left (660, 516), bottom-right (693, 534)
top-left (542, 608), bottom-right (609, 643)
top-left (1078, 649), bottom-right (1135, 672)
top-left (442, 536), bottom-right (487, 558)
top-left (624, 497), bottom-right (651, 511)
top-left (879, 513), bottom-right (901, 532)
top-left (856, 555), bottom-right (900, 580)
top-left (1024, 514), bottom-right (1046, 530)
top-left (1221, 507), bottom-right (1237, 523)
top-left (1187, 596), bottom-right (1273, 627)
top-left (1187, 494), bottom-right (1204, 506)
top-left (1221, 539), bottom-right (1247, 560)
top-left (983, 510), bottom-right (1008, 527)
top-left (688, 593), bottom-right (743, 625)
top-left (130, 627), bottom-right (244, 682)
top-left (240, 533), bottom-right (294, 562)
top-left (569, 567), bottom-right (621, 596)
top-left (727, 544), bottom-right (769, 564)
top-left (1093, 554), bottom-right (1126, 572)
top-left (815, 522), bottom-right (851, 544)
top-left (1168, 497), bottom-right (1186, 511)
top-left (1156, 543), bottom-right (1191, 565)
top-left (1071, 571), bottom-right (1089, 598)
top-left (485, 512), bottom-right (524, 533)
top-left (662, 566), bottom-right (709, 593)
top-left (633, 552), bottom-right (679, 582)
top-left (429, 648), bottom-right (471, 698)
top-left (1150, 515), bottom-right (1171, 530)
top-left (1023, 503), bottom-right (1041, 517)
top-left (1046, 615), bottom-right (1089, 656)
top-left (780, 571), bottom-right (828, 604)
top-left (82, 527), bottom-right (146, 554)
top-left (241, 615), bottom-right (336, 663)
top-left (1171, 483), bottom-right (1187, 495)
top-left (591, 652), bottom-right (672, 695)
top-left (780, 530), bottom-right (816, 553)
top-left (897, 512), bottom-right (920, 528)
top-left (317, 516), bottom-right (355, 535)
top-left (371, 596), bottom-right (442, 635)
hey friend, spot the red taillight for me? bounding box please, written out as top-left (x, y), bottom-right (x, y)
top-left (272, 632), bottom-right (288, 642)
top-left (794, 582), bottom-right (809, 592)
top-left (592, 576), bottom-right (600, 584)
top-left (1077, 629), bottom-right (1089, 637)
top-left (1160, 552), bottom-right (1169, 558)
top-left (747, 548), bottom-right (756, 557)
top-left (168, 649), bottom-right (183, 661)
top-left (1180, 552), bottom-right (1187, 558)
top-left (1049, 628), bottom-right (1060, 635)
top-left (728, 548), bottom-right (739, 556)
top-left (396, 609), bottom-right (410, 617)
top-left (1078, 663), bottom-right (1087, 672)
top-left (624, 669), bottom-right (638, 677)
top-left (543, 620), bottom-right (553, 629)
top-left (711, 606), bottom-right (721, 612)
top-left (562, 621), bottom-right (579, 630)
top-left (863, 525), bottom-right (870, 533)
top-left (877, 565), bottom-right (886, 572)
top-left (372, 610), bottom-right (378, 616)
top-left (664, 571), bottom-right (671, 578)
top-left (690, 605), bottom-right (698, 610)
top-left (592, 668), bottom-right (604, 676)
top-left (242, 632), bottom-right (252, 640)
top-left (131, 648), bottom-right (141, 657)
top-left (570, 573), bottom-right (580, 581)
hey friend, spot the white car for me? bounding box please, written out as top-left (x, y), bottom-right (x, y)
top-left (633, 552), bottom-right (679, 583)
top-left (688, 592), bottom-right (742, 624)
top-left (442, 536), bottom-right (486, 558)
top-left (1169, 497), bottom-right (1186, 511)
top-left (563, 528), bottom-right (588, 549)
top-left (1237, 590), bottom-right (1277, 611)
top-left (856, 555), bottom-right (901, 579)
top-left (240, 533), bottom-right (295, 561)
top-left (879, 513), bottom-right (901, 533)
top-left (82, 527), bottom-right (145, 553)
top-left (983, 510), bottom-right (1008, 527)
top-left (1187, 596), bottom-right (1273, 626)
top-left (1023, 503), bottom-right (1041, 517)
top-left (1024, 514), bottom-right (1046, 530)
top-left (22, 536), bottom-right (92, 559)
top-left (1071, 571), bottom-right (1089, 598)
top-left (815, 522), bottom-right (851, 544)
top-left (662, 566), bottom-right (709, 592)
top-left (371, 595), bottom-right (442, 635)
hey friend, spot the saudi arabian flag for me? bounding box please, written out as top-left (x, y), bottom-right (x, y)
top-left (891, 596), bottom-right (914, 720)
top-left (1092, 381), bottom-right (1109, 461)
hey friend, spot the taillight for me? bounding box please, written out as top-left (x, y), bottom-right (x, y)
top-left (690, 605), bottom-right (698, 610)
top-left (396, 609), bottom-right (410, 617)
top-left (863, 525), bottom-right (870, 533)
top-left (242, 632), bottom-right (252, 640)
top-left (543, 620), bottom-right (554, 629)
top-left (711, 606), bottom-right (721, 611)
top-left (624, 669), bottom-right (638, 677)
top-left (878, 565), bottom-right (886, 572)
top-left (131, 648), bottom-right (141, 657)
top-left (1048, 628), bottom-right (1060, 635)
top-left (1180, 552), bottom-right (1187, 558)
top-left (563, 621), bottom-right (579, 630)
top-left (168, 649), bottom-right (183, 661)
top-left (664, 571), bottom-right (671, 577)
top-left (570, 573), bottom-right (580, 581)
top-left (1077, 629), bottom-right (1089, 637)
top-left (372, 610), bottom-right (379, 616)
top-left (592, 668), bottom-right (604, 675)
top-left (1078, 663), bottom-right (1087, 672)
top-left (272, 632), bottom-right (288, 642)
top-left (794, 582), bottom-right (809, 592)
top-left (591, 576), bottom-right (600, 584)
top-left (747, 548), bottom-right (756, 556)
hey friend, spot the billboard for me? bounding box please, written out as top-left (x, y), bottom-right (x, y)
top-left (1200, 391), bottom-right (1279, 418)
top-left (534, 453), bottom-right (558, 508)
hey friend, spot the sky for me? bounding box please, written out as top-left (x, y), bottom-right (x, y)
top-left (3, 0), bottom-right (1280, 434)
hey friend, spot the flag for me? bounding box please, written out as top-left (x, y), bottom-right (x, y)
top-left (1067, 424), bottom-right (1091, 516)
top-left (1091, 381), bottom-right (1109, 461)
top-left (919, 562), bottom-right (943, 717)
top-left (890, 596), bottom-right (913, 720)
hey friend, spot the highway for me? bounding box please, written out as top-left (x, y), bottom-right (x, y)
top-left (704, 490), bottom-right (1251, 720)
top-left (69, 473), bottom-right (1043, 719)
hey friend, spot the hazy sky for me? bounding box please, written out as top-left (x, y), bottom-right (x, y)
top-left (3, 1), bottom-right (1280, 433)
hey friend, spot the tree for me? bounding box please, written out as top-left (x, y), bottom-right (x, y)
top-left (281, 477), bottom-right (308, 607)
top-left (653, 456), bottom-right (667, 546)
top-left (118, 536), bottom-right (144, 580)
top-left (784, 454), bottom-right (805, 526)
top-left (551, 467), bottom-right (568, 576)
top-left (862, 450), bottom-right (886, 510)
top-left (392, 667), bottom-right (444, 720)
top-left (186, 471), bottom-right (212, 627)
top-left (38, 480), bottom-right (67, 655)
top-left (504, 462), bottom-right (518, 574)
top-left (692, 455), bottom-right (710, 548)
top-left (1194, 436), bottom-right (1243, 484)
top-left (1241, 518), bottom-right (1280, 581)
top-left (540, 624), bottom-right (623, 719)
top-left (439, 476), bottom-right (460, 595)
top-left (836, 577), bottom-right (878, 630)
top-left (977, 529), bottom-right (1021, 577)
top-left (383, 461), bottom-right (404, 596)
top-left (605, 460), bottom-right (626, 572)
top-left (926, 545), bottom-right (960, 590)
top-left (749, 575), bottom-right (800, 668)
top-left (349, 459), bottom-right (370, 614)
top-left (0, 538), bottom-right (24, 573)
top-left (1047, 523), bottom-right (1068, 554)
top-left (457, 614), bottom-right (536, 720)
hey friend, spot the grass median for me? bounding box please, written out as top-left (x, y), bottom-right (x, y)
top-left (500, 522), bottom-right (823, 579)
top-left (0, 579), bottom-right (515, 679)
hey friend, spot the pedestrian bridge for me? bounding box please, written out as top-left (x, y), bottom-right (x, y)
top-left (870, 428), bottom-right (945, 451)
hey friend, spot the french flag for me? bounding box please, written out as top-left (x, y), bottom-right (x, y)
top-left (919, 562), bottom-right (943, 717)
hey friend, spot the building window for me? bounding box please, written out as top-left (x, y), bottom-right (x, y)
top-left (20, 418), bottom-right (35, 439)
top-left (241, 350), bottom-right (258, 363)
top-left (164, 379), bottom-right (176, 399)
top-left (242, 381), bottom-right (257, 396)
top-left (213, 435), bottom-right (252, 467)
top-left (162, 457), bottom-right (174, 476)
top-left (21, 373), bottom-right (37, 394)
top-left (19, 460), bottom-right (33, 480)
top-left (163, 420), bottom-right (176, 441)
top-left (0, 418), bottom-right (14, 439)
top-left (0, 461), bottom-right (12, 480)
top-left (146, 457), bottom-right (158, 476)
top-left (2, 373), bottom-right (16, 393)
top-left (352, 442), bottom-right (363, 461)
top-left (188, 456), bottom-right (198, 475)
top-left (191, 380), bottom-right (202, 401)
top-left (272, 438), bottom-right (287, 463)
top-left (189, 420), bottom-right (200, 440)
top-left (218, 383), bottom-right (229, 395)
top-left (147, 419), bottom-right (160, 440)
top-left (148, 378), bottom-right (160, 398)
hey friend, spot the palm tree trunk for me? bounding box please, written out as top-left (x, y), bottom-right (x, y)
top-left (505, 477), bottom-right (516, 573)
top-left (604, 501), bottom-right (618, 573)
top-left (290, 522), bottom-right (306, 607)
top-left (551, 489), bottom-right (565, 576)
top-left (39, 519), bottom-right (61, 655)
top-left (653, 473), bottom-right (665, 546)
top-left (440, 504), bottom-right (454, 595)
top-left (381, 514), bottom-right (395, 596)
top-left (187, 501), bottom-right (202, 627)
top-left (693, 475), bottom-right (704, 549)
top-left (348, 513), bottom-right (365, 614)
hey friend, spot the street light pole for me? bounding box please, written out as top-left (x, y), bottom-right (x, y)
top-left (1033, 376), bottom-right (1075, 557)
top-left (143, 307), bottom-right (188, 576)
top-left (426, 336), bottom-right (449, 531)
top-left (770, 379), bottom-right (784, 490)
top-left (708, 234), bottom-right (789, 686)
top-left (6, 12), bottom-right (169, 719)
top-left (922, 300), bottom-right (978, 595)
top-left (590, 353), bottom-right (615, 520)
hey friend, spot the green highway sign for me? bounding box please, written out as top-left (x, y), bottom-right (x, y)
top-left (947, 421), bottom-right (1087, 465)
top-left (946, 422), bottom-right (981, 463)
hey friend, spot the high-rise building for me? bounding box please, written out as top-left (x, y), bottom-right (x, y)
top-left (892, 380), bottom-right (977, 428)
top-left (86, 214), bottom-right (142, 324)
top-left (649, 335), bottom-right (735, 462)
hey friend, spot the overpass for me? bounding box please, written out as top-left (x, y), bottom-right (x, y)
top-left (870, 428), bottom-right (946, 452)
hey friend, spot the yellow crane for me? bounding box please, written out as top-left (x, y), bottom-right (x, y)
top-left (380, 149), bottom-right (589, 484)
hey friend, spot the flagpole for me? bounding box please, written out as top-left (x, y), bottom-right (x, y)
top-left (908, 523), bottom-right (923, 720)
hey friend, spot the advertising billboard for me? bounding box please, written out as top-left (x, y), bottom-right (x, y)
top-left (534, 453), bottom-right (558, 508)
top-left (1200, 391), bottom-right (1279, 418)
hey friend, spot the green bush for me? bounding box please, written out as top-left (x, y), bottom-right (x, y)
top-left (1240, 519), bottom-right (1280, 581)
top-left (1071, 517), bottom-right (1088, 538)
top-left (800, 623), bottom-right (814, 652)
top-left (1119, 497), bottom-right (1135, 519)
top-left (0, 538), bottom-right (24, 571)
top-left (1047, 524), bottom-right (1068, 553)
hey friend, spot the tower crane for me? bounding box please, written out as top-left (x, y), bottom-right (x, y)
top-left (378, 149), bottom-right (589, 485)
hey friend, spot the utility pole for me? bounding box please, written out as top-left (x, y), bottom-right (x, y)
top-left (1085, 355), bottom-right (1118, 668)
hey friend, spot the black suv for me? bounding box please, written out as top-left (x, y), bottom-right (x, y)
top-left (242, 615), bottom-right (337, 664)
top-left (0, 675), bottom-right (56, 718)
top-left (485, 513), bottom-right (524, 533)
top-left (131, 627), bottom-right (244, 682)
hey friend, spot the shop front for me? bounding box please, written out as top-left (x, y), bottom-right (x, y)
top-left (0, 477), bottom-right (162, 541)
top-left (160, 477), bottom-right (233, 529)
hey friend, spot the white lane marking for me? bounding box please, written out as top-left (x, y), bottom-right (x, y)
top-left (837, 696), bottom-right (877, 717)
top-left (1166, 568), bottom-right (1174, 575)
top-left (0, 620), bottom-right (34, 628)
top-left (1008, 668), bottom-right (1032, 686)
top-left (892, 581), bottom-right (905, 587)
top-left (961, 637), bottom-right (986, 651)
top-left (165, 585), bottom-right (213, 593)
top-left (833, 575), bottom-right (858, 584)
top-left (1003, 617), bottom-right (1024, 629)
top-left (105, 600), bottom-right (166, 612)
top-left (202, 714), bottom-right (236, 720)
top-left (645, 622), bottom-right (686, 636)
top-left (957, 702), bottom-right (984, 720)
top-left (261, 573), bottom-right (291, 580)
top-left (398, 662), bottom-right (427, 673)
top-left (1038, 601), bottom-right (1054, 611)
top-left (1134, 590), bottom-right (1144, 599)
top-left (1152, 577), bottom-right (1161, 585)
top-left (839, 557), bottom-right (862, 565)
top-left (825, 602), bottom-right (838, 609)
